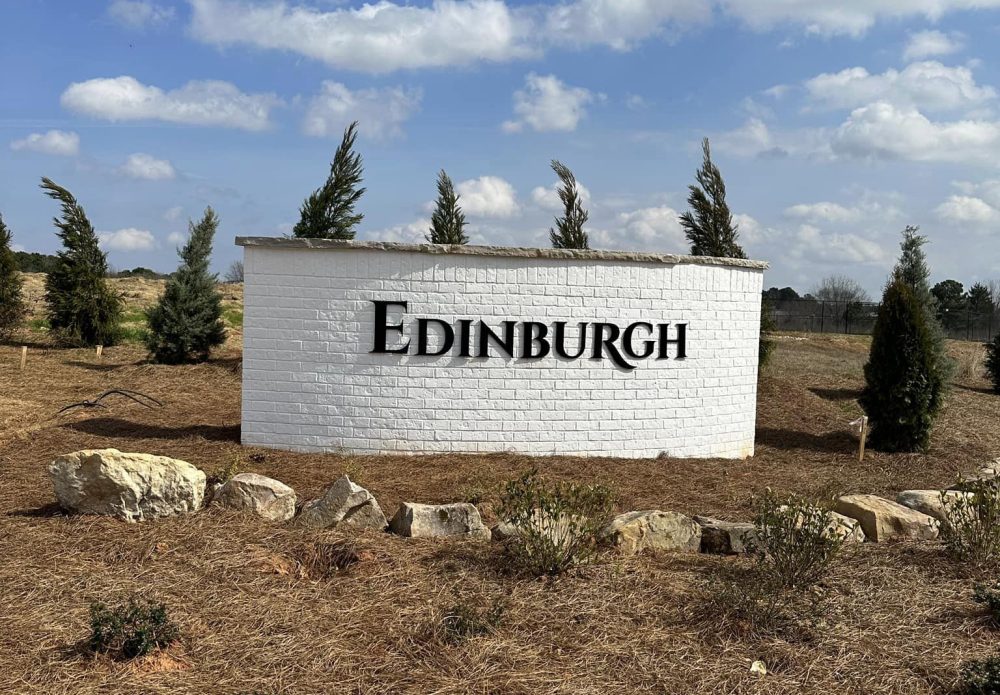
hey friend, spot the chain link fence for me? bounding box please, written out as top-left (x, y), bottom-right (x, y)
top-left (768, 298), bottom-right (1000, 342)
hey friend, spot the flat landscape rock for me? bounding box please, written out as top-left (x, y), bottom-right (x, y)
top-left (214, 473), bottom-right (296, 521)
top-left (298, 475), bottom-right (387, 530)
top-left (389, 502), bottom-right (489, 539)
top-left (896, 489), bottom-right (971, 523)
top-left (49, 448), bottom-right (205, 522)
top-left (604, 510), bottom-right (701, 555)
top-left (834, 494), bottom-right (938, 543)
top-left (693, 515), bottom-right (756, 554)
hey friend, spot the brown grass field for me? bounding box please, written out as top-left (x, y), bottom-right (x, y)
top-left (1, 310), bottom-right (999, 693)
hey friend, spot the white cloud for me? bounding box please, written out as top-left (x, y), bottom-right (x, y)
top-left (785, 201), bottom-right (862, 224)
top-left (503, 73), bottom-right (594, 133)
top-left (108, 0), bottom-right (175, 29)
top-left (455, 176), bottom-right (520, 218)
top-left (532, 179), bottom-right (592, 212)
top-left (935, 194), bottom-right (1000, 225)
top-left (167, 231), bottom-right (187, 245)
top-left (542, 0), bottom-right (709, 50)
top-left (164, 206), bottom-right (184, 222)
top-left (189, 0), bottom-right (534, 74)
top-left (903, 29), bottom-right (964, 61)
top-left (98, 228), bottom-right (157, 251)
top-left (366, 218), bottom-right (431, 244)
top-left (589, 205), bottom-right (686, 251)
top-left (302, 81), bottom-right (422, 140)
top-left (61, 76), bottom-right (280, 131)
top-left (625, 94), bottom-right (647, 110)
top-left (119, 153), bottom-right (176, 180)
top-left (9, 130), bottom-right (80, 156)
top-left (787, 224), bottom-right (887, 264)
top-left (804, 61), bottom-right (994, 112)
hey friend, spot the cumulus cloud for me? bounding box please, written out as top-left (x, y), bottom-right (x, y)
top-left (531, 179), bottom-right (592, 212)
top-left (366, 218), bottom-right (432, 244)
top-left (542, 0), bottom-right (709, 50)
top-left (98, 228), bottom-right (157, 251)
top-left (502, 73), bottom-right (594, 133)
top-left (108, 0), bottom-right (175, 29)
top-left (61, 76), bottom-right (280, 131)
top-left (804, 61), bottom-right (994, 112)
top-left (302, 82), bottom-right (422, 140)
top-left (786, 224), bottom-right (887, 264)
top-left (9, 130), bottom-right (80, 156)
top-left (935, 194), bottom-right (1000, 225)
top-left (903, 29), bottom-right (964, 61)
top-left (166, 230), bottom-right (187, 245)
top-left (455, 176), bottom-right (520, 218)
top-left (589, 205), bottom-right (687, 251)
top-left (785, 202), bottom-right (862, 224)
top-left (119, 153), bottom-right (176, 180)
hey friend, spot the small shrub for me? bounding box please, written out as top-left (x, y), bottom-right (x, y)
top-left (987, 334), bottom-right (1000, 394)
top-left (437, 599), bottom-right (505, 644)
top-left (291, 538), bottom-right (362, 579)
top-left (961, 654), bottom-right (1000, 694)
top-left (702, 572), bottom-right (825, 640)
top-left (974, 581), bottom-right (1000, 623)
top-left (942, 479), bottom-right (1000, 566)
top-left (496, 469), bottom-right (614, 576)
top-left (749, 489), bottom-right (845, 590)
top-left (89, 596), bottom-right (179, 660)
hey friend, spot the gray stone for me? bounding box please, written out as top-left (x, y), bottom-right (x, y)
top-left (604, 510), bottom-right (701, 555)
top-left (389, 502), bottom-right (490, 539)
top-left (49, 448), bottom-right (205, 522)
top-left (896, 490), bottom-right (972, 523)
top-left (693, 516), bottom-right (756, 554)
top-left (834, 494), bottom-right (939, 542)
top-left (827, 511), bottom-right (866, 542)
top-left (298, 475), bottom-right (387, 530)
top-left (214, 473), bottom-right (296, 521)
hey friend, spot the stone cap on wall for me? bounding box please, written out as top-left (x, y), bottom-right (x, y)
top-left (235, 237), bottom-right (769, 270)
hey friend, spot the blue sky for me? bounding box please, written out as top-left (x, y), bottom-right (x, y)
top-left (4, 0), bottom-right (1000, 295)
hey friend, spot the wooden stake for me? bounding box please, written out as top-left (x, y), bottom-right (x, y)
top-left (858, 415), bottom-right (869, 462)
top-left (96, 345), bottom-right (103, 359)
top-left (19, 346), bottom-right (27, 370)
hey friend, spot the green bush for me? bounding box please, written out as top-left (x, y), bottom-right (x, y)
top-left (759, 297), bottom-right (776, 370)
top-left (749, 489), bottom-right (846, 590)
top-left (437, 599), bottom-right (504, 645)
top-left (0, 214), bottom-right (26, 340)
top-left (986, 334), bottom-right (1000, 394)
top-left (89, 596), bottom-right (179, 660)
top-left (942, 479), bottom-right (1000, 566)
top-left (961, 654), bottom-right (1000, 694)
top-left (496, 469), bottom-right (614, 576)
top-left (974, 581), bottom-right (1000, 623)
top-left (859, 278), bottom-right (939, 452)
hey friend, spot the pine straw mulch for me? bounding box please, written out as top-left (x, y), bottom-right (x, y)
top-left (0, 334), bottom-right (999, 694)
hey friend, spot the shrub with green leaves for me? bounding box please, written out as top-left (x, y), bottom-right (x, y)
top-left (89, 596), bottom-right (179, 660)
top-left (749, 489), bottom-right (845, 590)
top-left (986, 334), bottom-right (1000, 394)
top-left (496, 469), bottom-right (613, 576)
top-left (437, 599), bottom-right (505, 645)
top-left (961, 654), bottom-right (1000, 694)
top-left (146, 207), bottom-right (226, 364)
top-left (942, 479), bottom-right (1000, 566)
top-left (0, 213), bottom-right (26, 340)
top-left (974, 581), bottom-right (1000, 623)
top-left (859, 278), bottom-right (939, 452)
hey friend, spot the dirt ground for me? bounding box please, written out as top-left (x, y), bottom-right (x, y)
top-left (1, 330), bottom-right (998, 694)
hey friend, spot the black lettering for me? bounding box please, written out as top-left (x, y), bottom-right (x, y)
top-left (371, 300), bottom-right (410, 354)
top-left (553, 321), bottom-right (588, 359)
top-left (657, 323), bottom-right (687, 359)
top-left (457, 319), bottom-right (473, 358)
top-left (477, 320), bottom-right (516, 357)
top-left (521, 321), bottom-right (550, 359)
top-left (623, 322), bottom-right (655, 360)
top-left (416, 318), bottom-right (455, 357)
top-left (591, 322), bottom-right (635, 371)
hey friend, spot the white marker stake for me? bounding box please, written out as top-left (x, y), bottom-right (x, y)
top-left (858, 415), bottom-right (869, 462)
top-left (96, 345), bottom-right (103, 359)
top-left (19, 346), bottom-right (27, 370)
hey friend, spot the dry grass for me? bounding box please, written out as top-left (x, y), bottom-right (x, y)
top-left (1, 331), bottom-right (1000, 693)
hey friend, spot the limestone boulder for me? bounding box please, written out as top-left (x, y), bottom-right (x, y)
top-left (49, 448), bottom-right (205, 522)
top-left (693, 516), bottom-right (756, 554)
top-left (827, 511), bottom-right (866, 543)
top-left (833, 494), bottom-right (938, 543)
top-left (604, 510), bottom-right (701, 555)
top-left (214, 473), bottom-right (297, 521)
top-left (389, 502), bottom-right (490, 539)
top-left (298, 475), bottom-right (387, 530)
top-left (897, 490), bottom-right (971, 524)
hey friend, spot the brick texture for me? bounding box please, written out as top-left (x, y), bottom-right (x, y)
top-left (240, 246), bottom-right (765, 459)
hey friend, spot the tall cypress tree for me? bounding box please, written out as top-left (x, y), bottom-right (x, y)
top-left (549, 160), bottom-right (589, 250)
top-left (41, 178), bottom-right (122, 346)
top-left (0, 213), bottom-right (26, 340)
top-left (680, 138), bottom-right (745, 258)
top-left (293, 121), bottom-right (365, 239)
top-left (146, 208), bottom-right (226, 364)
top-left (427, 170), bottom-right (468, 244)
top-left (890, 225), bottom-right (950, 413)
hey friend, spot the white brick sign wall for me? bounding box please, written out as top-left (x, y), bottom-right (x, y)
top-left (237, 239), bottom-right (767, 459)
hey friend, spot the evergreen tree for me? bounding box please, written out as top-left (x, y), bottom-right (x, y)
top-left (293, 121), bottom-right (365, 239)
top-left (890, 225), bottom-right (951, 412)
top-left (40, 178), bottom-right (122, 346)
top-left (427, 170), bottom-right (468, 244)
top-left (680, 138), bottom-right (745, 258)
top-left (548, 160), bottom-right (589, 250)
top-left (969, 282), bottom-right (994, 314)
top-left (986, 334), bottom-right (1000, 394)
top-left (860, 279), bottom-right (939, 452)
top-left (0, 213), bottom-right (26, 340)
top-left (146, 208), bottom-right (226, 364)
